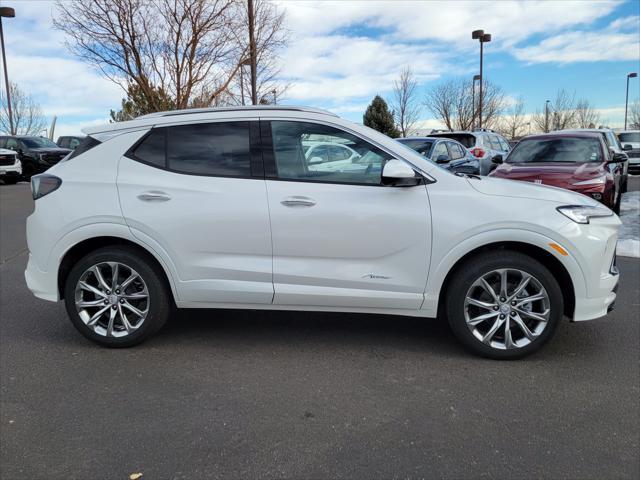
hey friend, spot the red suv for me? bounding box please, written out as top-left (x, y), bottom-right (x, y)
top-left (489, 133), bottom-right (626, 213)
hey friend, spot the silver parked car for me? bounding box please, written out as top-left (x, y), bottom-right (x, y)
top-left (428, 129), bottom-right (510, 175)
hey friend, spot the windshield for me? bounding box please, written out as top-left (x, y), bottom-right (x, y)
top-left (619, 132), bottom-right (640, 143)
top-left (22, 137), bottom-right (59, 148)
top-left (507, 137), bottom-right (603, 163)
top-left (397, 139), bottom-right (435, 157)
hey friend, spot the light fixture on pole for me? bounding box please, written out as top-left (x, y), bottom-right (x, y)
top-left (624, 72), bottom-right (637, 130)
top-left (0, 6), bottom-right (16, 135)
top-left (471, 29), bottom-right (491, 129)
top-left (472, 74), bottom-right (481, 130)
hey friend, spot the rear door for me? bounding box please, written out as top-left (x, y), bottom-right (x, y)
top-left (117, 120), bottom-right (273, 305)
top-left (262, 119), bottom-right (431, 309)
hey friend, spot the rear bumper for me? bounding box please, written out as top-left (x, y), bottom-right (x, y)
top-left (24, 253), bottom-right (59, 302)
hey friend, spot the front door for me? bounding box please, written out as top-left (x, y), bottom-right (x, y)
top-left (262, 120), bottom-right (431, 309)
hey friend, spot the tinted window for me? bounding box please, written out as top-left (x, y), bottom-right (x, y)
top-left (431, 133), bottom-right (476, 148)
top-left (508, 137), bottom-right (603, 164)
top-left (5, 138), bottom-right (18, 150)
top-left (432, 142), bottom-right (449, 159)
top-left (22, 137), bottom-right (59, 148)
top-left (132, 129), bottom-right (166, 168)
top-left (168, 122), bottom-right (250, 176)
top-left (69, 138), bottom-right (82, 149)
top-left (619, 132), bottom-right (640, 143)
top-left (497, 136), bottom-right (510, 151)
top-left (271, 121), bottom-right (390, 185)
top-left (0, 138), bottom-right (5, 148)
top-left (487, 135), bottom-right (502, 150)
top-left (57, 138), bottom-right (68, 148)
top-left (67, 136), bottom-right (103, 161)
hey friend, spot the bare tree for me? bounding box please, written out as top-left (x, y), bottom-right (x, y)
top-left (574, 98), bottom-right (600, 128)
top-left (495, 96), bottom-right (529, 139)
top-left (532, 89), bottom-right (577, 132)
top-left (0, 82), bottom-right (48, 135)
top-left (424, 78), bottom-right (506, 131)
top-left (391, 67), bottom-right (420, 137)
top-left (628, 99), bottom-right (640, 129)
top-left (55, 0), bottom-right (288, 113)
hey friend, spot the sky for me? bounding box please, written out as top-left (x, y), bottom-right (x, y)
top-left (1, 0), bottom-right (639, 137)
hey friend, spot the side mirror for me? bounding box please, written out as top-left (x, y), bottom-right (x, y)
top-left (610, 152), bottom-right (628, 163)
top-left (382, 159), bottom-right (422, 187)
top-left (623, 144), bottom-right (633, 151)
top-left (435, 154), bottom-right (450, 163)
top-left (491, 154), bottom-right (503, 164)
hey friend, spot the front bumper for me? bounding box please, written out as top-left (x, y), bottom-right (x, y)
top-left (0, 164), bottom-right (22, 176)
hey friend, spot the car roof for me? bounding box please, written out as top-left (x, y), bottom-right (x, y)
top-left (520, 132), bottom-right (605, 141)
top-left (397, 137), bottom-right (440, 141)
top-left (559, 128), bottom-right (612, 134)
top-left (83, 105), bottom-right (338, 136)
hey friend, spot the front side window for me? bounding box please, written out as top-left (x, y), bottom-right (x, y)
top-left (270, 121), bottom-right (391, 185)
top-left (432, 142), bottom-right (449, 160)
top-left (448, 142), bottom-right (464, 160)
top-left (507, 137), bottom-right (603, 164)
top-left (398, 139), bottom-right (434, 157)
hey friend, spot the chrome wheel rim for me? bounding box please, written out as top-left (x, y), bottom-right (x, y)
top-left (464, 268), bottom-right (550, 350)
top-left (74, 262), bottom-right (149, 338)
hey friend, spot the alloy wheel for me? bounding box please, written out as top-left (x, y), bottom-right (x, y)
top-left (74, 262), bottom-right (149, 338)
top-left (464, 268), bottom-right (550, 350)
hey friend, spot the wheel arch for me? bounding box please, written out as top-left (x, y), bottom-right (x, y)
top-left (436, 241), bottom-right (575, 319)
top-left (57, 236), bottom-right (177, 304)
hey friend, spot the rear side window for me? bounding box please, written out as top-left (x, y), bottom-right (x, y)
top-left (67, 136), bottom-right (103, 160)
top-left (432, 134), bottom-right (476, 148)
top-left (131, 129), bottom-right (166, 167)
top-left (167, 122), bottom-right (250, 177)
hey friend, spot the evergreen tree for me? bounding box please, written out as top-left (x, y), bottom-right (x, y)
top-left (110, 83), bottom-right (176, 122)
top-left (363, 95), bottom-right (400, 138)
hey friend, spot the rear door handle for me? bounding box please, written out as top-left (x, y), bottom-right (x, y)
top-left (137, 191), bottom-right (171, 202)
top-left (280, 196), bottom-right (316, 207)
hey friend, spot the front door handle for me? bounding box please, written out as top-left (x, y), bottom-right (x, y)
top-left (280, 196), bottom-right (316, 207)
top-left (137, 191), bottom-right (171, 202)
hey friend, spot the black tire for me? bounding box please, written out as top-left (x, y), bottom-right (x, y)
top-left (613, 192), bottom-right (621, 215)
top-left (445, 250), bottom-right (563, 360)
top-left (21, 163), bottom-right (35, 180)
top-left (621, 175), bottom-right (628, 193)
top-left (2, 177), bottom-right (18, 185)
top-left (64, 246), bottom-right (171, 347)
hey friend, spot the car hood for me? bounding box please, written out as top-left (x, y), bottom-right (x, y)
top-left (467, 175), bottom-right (596, 206)
top-left (29, 147), bottom-right (72, 154)
top-left (491, 162), bottom-right (606, 182)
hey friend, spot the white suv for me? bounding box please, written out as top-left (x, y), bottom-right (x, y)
top-left (25, 106), bottom-right (621, 359)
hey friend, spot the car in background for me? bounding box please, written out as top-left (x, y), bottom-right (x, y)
top-left (0, 148), bottom-right (21, 184)
top-left (617, 130), bottom-right (640, 174)
top-left (396, 137), bottom-right (480, 175)
top-left (429, 129), bottom-right (510, 175)
top-left (489, 132), bottom-right (625, 213)
top-left (0, 135), bottom-right (72, 179)
top-left (559, 128), bottom-right (629, 191)
top-left (56, 135), bottom-right (85, 150)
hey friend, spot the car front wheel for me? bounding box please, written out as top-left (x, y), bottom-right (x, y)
top-left (446, 251), bottom-right (563, 359)
top-left (64, 246), bottom-right (170, 347)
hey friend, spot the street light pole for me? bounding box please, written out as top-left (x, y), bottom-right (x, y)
top-left (624, 72), bottom-right (637, 130)
top-left (472, 30), bottom-right (491, 129)
top-left (0, 6), bottom-right (16, 135)
top-left (545, 100), bottom-right (551, 133)
top-left (272, 89), bottom-right (277, 105)
top-left (471, 74), bottom-right (480, 129)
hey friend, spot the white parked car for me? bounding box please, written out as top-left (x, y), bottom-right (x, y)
top-left (25, 106), bottom-right (621, 359)
top-left (0, 147), bottom-right (21, 184)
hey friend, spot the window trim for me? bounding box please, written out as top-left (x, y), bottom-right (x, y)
top-left (124, 120), bottom-right (264, 179)
top-left (260, 119), bottom-right (429, 187)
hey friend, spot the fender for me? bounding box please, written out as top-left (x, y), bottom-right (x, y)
top-left (421, 228), bottom-right (586, 317)
top-left (48, 222), bottom-right (181, 303)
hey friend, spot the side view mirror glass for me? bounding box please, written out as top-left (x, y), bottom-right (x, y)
top-left (382, 159), bottom-right (422, 187)
top-left (436, 154), bottom-right (450, 163)
top-left (491, 154), bottom-right (503, 164)
top-left (623, 144), bottom-right (633, 151)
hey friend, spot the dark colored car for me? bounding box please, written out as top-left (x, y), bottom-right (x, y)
top-left (0, 135), bottom-right (72, 179)
top-left (396, 137), bottom-right (480, 175)
top-left (489, 133), bottom-right (626, 213)
top-left (56, 135), bottom-right (85, 150)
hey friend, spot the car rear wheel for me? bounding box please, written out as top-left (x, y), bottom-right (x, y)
top-left (446, 250), bottom-right (563, 359)
top-left (2, 177), bottom-right (18, 185)
top-left (64, 246), bottom-right (170, 347)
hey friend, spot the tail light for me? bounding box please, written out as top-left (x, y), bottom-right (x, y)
top-left (31, 174), bottom-right (62, 200)
top-left (470, 147), bottom-right (485, 158)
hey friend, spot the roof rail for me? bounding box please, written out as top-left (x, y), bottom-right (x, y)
top-left (138, 105), bottom-right (338, 119)
top-left (472, 128), bottom-right (496, 133)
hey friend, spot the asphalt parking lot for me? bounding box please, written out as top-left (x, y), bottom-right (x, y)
top-left (1, 181), bottom-right (638, 479)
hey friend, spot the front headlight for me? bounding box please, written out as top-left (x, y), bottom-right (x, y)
top-left (572, 175), bottom-right (607, 186)
top-left (557, 204), bottom-right (613, 224)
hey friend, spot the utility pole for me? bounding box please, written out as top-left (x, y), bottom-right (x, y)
top-left (247, 0), bottom-right (257, 105)
top-left (472, 30), bottom-right (491, 129)
top-left (624, 72), bottom-right (638, 130)
top-left (0, 6), bottom-right (16, 135)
